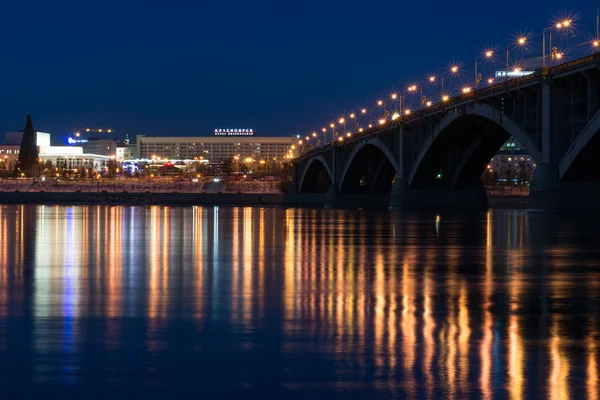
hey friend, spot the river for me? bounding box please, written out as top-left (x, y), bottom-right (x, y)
top-left (0, 205), bottom-right (598, 398)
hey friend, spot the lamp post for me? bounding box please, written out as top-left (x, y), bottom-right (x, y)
top-left (339, 117), bottom-right (346, 133)
top-left (377, 100), bottom-right (386, 119)
top-left (474, 50), bottom-right (494, 89)
top-left (349, 113), bottom-right (357, 132)
top-left (597, 7), bottom-right (600, 44)
top-left (330, 123), bottom-right (335, 142)
top-left (321, 127), bottom-right (327, 145)
top-left (407, 84), bottom-right (419, 110)
top-left (446, 65), bottom-right (459, 94)
top-left (506, 36), bottom-right (527, 73)
top-left (543, 20), bottom-right (570, 67)
top-left (361, 108), bottom-right (368, 129)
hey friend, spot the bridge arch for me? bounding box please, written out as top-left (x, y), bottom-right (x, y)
top-left (559, 110), bottom-right (600, 181)
top-left (408, 103), bottom-right (541, 189)
top-left (298, 155), bottom-right (334, 193)
top-left (338, 138), bottom-right (399, 194)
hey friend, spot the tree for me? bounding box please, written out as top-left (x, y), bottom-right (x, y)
top-left (42, 160), bottom-right (55, 176)
top-left (222, 156), bottom-right (235, 175)
top-left (16, 114), bottom-right (39, 176)
top-left (107, 159), bottom-right (119, 178)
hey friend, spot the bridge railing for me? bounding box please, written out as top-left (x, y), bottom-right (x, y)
top-left (295, 54), bottom-right (599, 161)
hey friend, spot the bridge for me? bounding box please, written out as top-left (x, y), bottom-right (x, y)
top-left (292, 54), bottom-right (600, 211)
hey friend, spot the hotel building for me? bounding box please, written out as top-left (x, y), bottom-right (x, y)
top-left (135, 134), bottom-right (299, 162)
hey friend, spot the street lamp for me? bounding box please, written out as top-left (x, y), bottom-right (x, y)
top-left (506, 36), bottom-right (527, 73)
top-left (443, 65), bottom-right (460, 93)
top-left (377, 100), bottom-right (386, 118)
top-left (390, 93), bottom-right (399, 113)
top-left (543, 20), bottom-right (570, 67)
top-left (330, 123), bottom-right (335, 142)
top-left (349, 113), bottom-right (357, 132)
top-left (474, 50), bottom-right (494, 88)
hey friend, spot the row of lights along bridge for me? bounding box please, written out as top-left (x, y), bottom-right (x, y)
top-left (293, 11), bottom-right (600, 151)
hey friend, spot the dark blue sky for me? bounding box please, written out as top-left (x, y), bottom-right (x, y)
top-left (1, 0), bottom-right (597, 142)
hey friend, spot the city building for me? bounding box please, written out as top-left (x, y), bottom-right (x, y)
top-left (116, 144), bottom-right (138, 161)
top-left (38, 146), bottom-right (111, 170)
top-left (135, 134), bottom-right (299, 162)
top-left (1, 131), bottom-right (52, 165)
top-left (80, 139), bottom-right (117, 157)
top-left (1, 130), bottom-right (111, 172)
top-left (5, 131), bottom-right (51, 147)
top-left (487, 139), bottom-right (536, 181)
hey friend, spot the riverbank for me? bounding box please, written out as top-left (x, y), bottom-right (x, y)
top-left (0, 190), bottom-right (531, 209)
top-left (0, 191), bottom-right (325, 207)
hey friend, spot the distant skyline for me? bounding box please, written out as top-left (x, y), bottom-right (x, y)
top-left (1, 0), bottom-right (598, 142)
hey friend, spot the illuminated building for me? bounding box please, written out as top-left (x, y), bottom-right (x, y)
top-left (135, 133), bottom-right (300, 162)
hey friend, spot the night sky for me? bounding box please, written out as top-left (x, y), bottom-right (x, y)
top-left (1, 0), bottom-right (597, 143)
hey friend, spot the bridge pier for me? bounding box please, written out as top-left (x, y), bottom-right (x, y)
top-left (324, 186), bottom-right (390, 209)
top-left (389, 179), bottom-right (488, 211)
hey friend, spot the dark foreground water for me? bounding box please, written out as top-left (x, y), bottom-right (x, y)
top-left (0, 205), bottom-right (599, 399)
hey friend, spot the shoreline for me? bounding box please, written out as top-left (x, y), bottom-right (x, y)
top-left (0, 191), bottom-right (326, 207)
top-left (0, 190), bottom-right (529, 209)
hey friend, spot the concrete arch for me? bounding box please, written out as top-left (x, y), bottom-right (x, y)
top-left (558, 110), bottom-right (600, 180)
top-left (298, 155), bottom-right (334, 192)
top-left (408, 103), bottom-right (542, 187)
top-left (338, 137), bottom-right (400, 191)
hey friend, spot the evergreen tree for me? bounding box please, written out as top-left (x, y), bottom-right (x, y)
top-left (17, 114), bottom-right (39, 176)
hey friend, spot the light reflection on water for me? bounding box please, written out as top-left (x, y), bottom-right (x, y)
top-left (0, 205), bottom-right (599, 398)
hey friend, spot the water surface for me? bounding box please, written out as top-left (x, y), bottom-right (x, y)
top-left (0, 205), bottom-right (599, 398)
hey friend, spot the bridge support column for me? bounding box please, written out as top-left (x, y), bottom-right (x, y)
top-left (324, 186), bottom-right (390, 209)
top-left (389, 179), bottom-right (488, 211)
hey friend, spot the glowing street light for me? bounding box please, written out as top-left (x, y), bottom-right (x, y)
top-left (429, 75), bottom-right (436, 83)
top-left (594, 40), bottom-right (600, 52)
top-left (426, 101), bottom-right (432, 107)
top-left (462, 86), bottom-right (472, 94)
top-left (349, 113), bottom-right (357, 132)
top-left (506, 36), bottom-right (527, 73)
top-left (441, 95), bottom-right (450, 103)
top-left (391, 112), bottom-right (400, 120)
top-left (378, 118), bottom-right (386, 125)
top-left (475, 49), bottom-right (494, 88)
top-left (488, 78), bottom-right (494, 84)
top-left (404, 109), bottom-right (411, 115)
top-left (543, 20), bottom-right (570, 66)
top-left (377, 100), bottom-right (386, 117)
